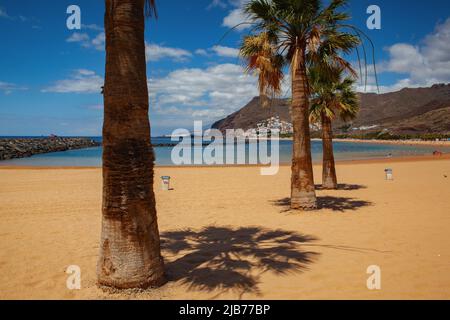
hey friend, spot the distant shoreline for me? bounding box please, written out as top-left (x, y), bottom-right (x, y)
top-left (1, 136), bottom-right (449, 167)
top-left (1, 153), bottom-right (449, 170)
top-left (274, 137), bottom-right (450, 147)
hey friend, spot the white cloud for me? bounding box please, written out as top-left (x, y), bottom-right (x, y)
top-left (0, 7), bottom-right (10, 19)
top-left (67, 32), bottom-right (90, 44)
top-left (0, 7), bottom-right (32, 23)
top-left (149, 63), bottom-right (259, 122)
top-left (66, 32), bottom-right (190, 61)
top-left (81, 24), bottom-right (103, 31)
top-left (375, 18), bottom-right (450, 91)
top-left (0, 81), bottom-right (27, 94)
top-left (223, 8), bottom-right (249, 31)
top-left (351, 18), bottom-right (450, 94)
top-left (195, 49), bottom-right (209, 56)
top-left (66, 33), bottom-right (190, 63)
top-left (207, 0), bottom-right (228, 9)
top-left (207, 0), bottom-right (250, 31)
top-left (76, 69), bottom-right (96, 76)
top-left (382, 44), bottom-right (424, 74)
top-left (211, 45), bottom-right (239, 58)
top-left (145, 43), bottom-right (192, 62)
top-left (217, 0), bottom-right (251, 31)
top-left (423, 19), bottom-right (450, 66)
top-left (66, 32), bottom-right (104, 51)
top-left (42, 69), bottom-right (103, 94)
top-left (91, 32), bottom-right (105, 51)
top-left (194, 46), bottom-right (239, 58)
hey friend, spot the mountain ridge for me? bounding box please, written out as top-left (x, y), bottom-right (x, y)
top-left (211, 84), bottom-right (450, 136)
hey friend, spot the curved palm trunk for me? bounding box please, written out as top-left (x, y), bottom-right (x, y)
top-left (97, 0), bottom-right (165, 289)
top-left (290, 49), bottom-right (317, 210)
top-left (321, 112), bottom-right (338, 189)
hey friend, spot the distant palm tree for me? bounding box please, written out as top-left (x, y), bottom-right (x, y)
top-left (244, 0), bottom-right (360, 210)
top-left (98, 0), bottom-right (165, 289)
top-left (309, 67), bottom-right (359, 189)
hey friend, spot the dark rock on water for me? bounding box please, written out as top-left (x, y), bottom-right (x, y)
top-left (0, 137), bottom-right (101, 161)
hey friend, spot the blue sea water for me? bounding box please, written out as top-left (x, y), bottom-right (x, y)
top-left (0, 136), bottom-right (449, 167)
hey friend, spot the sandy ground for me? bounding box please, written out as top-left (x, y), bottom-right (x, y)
top-left (0, 157), bottom-right (450, 300)
top-left (331, 138), bottom-right (450, 147)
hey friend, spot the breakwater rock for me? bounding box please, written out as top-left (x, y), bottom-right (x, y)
top-left (0, 137), bottom-right (101, 161)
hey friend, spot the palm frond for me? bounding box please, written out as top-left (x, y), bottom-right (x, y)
top-left (240, 32), bottom-right (285, 105)
top-left (308, 66), bottom-right (359, 122)
top-left (145, 0), bottom-right (157, 18)
top-left (240, 0), bottom-right (372, 115)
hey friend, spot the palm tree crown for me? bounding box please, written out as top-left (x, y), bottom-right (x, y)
top-left (240, 32), bottom-right (284, 103)
top-left (309, 67), bottom-right (359, 124)
top-left (244, 0), bottom-right (359, 81)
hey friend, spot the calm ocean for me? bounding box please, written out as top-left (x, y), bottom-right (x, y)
top-left (1, 137), bottom-right (449, 167)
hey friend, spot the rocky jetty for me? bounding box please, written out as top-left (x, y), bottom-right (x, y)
top-left (0, 137), bottom-right (101, 161)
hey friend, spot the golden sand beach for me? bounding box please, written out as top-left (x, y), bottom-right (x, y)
top-left (332, 138), bottom-right (450, 147)
top-left (0, 156), bottom-right (449, 300)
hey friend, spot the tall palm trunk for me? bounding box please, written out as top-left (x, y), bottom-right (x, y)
top-left (97, 0), bottom-right (165, 289)
top-left (290, 48), bottom-right (317, 210)
top-left (321, 112), bottom-right (338, 189)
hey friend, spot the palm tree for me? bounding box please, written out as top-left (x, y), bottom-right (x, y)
top-left (309, 67), bottom-right (359, 189)
top-left (244, 0), bottom-right (360, 210)
top-left (98, 0), bottom-right (165, 289)
top-left (240, 32), bottom-right (284, 108)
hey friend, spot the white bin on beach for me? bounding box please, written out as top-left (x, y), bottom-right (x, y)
top-left (385, 169), bottom-right (393, 181)
top-left (161, 176), bottom-right (171, 191)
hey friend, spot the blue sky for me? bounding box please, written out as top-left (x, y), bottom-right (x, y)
top-left (1, 0), bottom-right (450, 136)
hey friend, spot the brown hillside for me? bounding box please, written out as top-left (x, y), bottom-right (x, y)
top-left (212, 84), bottom-right (450, 136)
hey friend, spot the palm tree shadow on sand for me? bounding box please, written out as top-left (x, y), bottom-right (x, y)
top-left (315, 184), bottom-right (367, 191)
top-left (160, 226), bottom-right (319, 299)
top-left (273, 196), bottom-right (372, 213)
